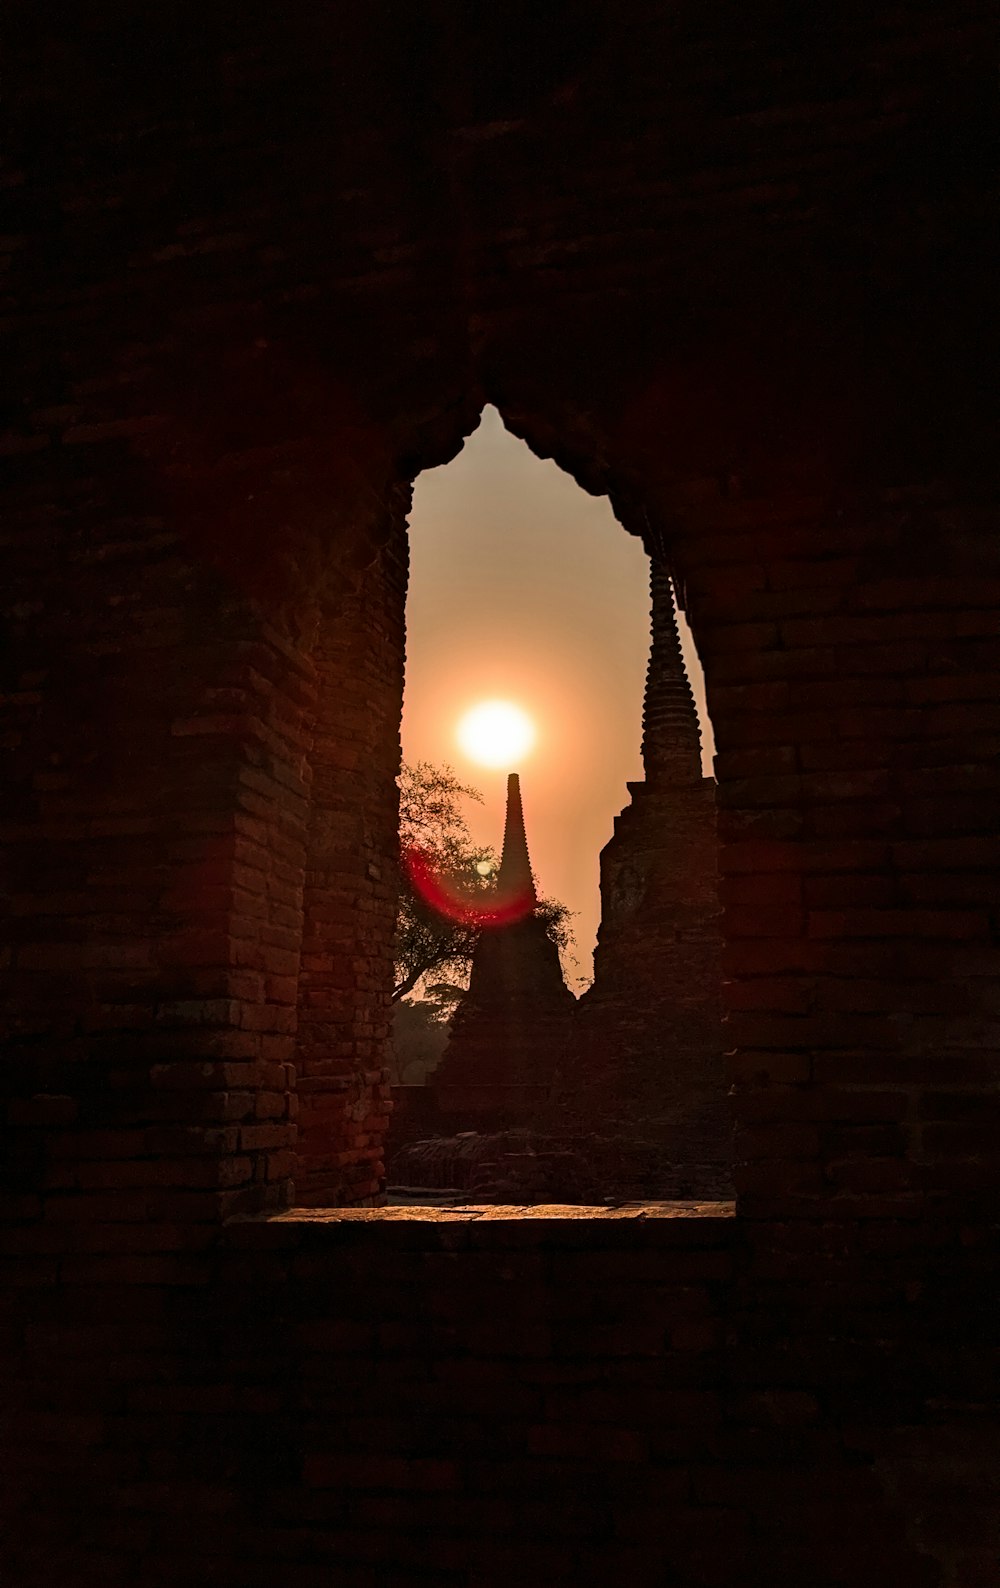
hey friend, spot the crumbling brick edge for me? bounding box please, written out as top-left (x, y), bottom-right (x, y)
top-left (224, 1201), bottom-right (737, 1241)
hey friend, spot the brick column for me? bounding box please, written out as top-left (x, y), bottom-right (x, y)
top-left (294, 501), bottom-right (409, 1205)
top-left (1, 561), bottom-right (313, 1232)
top-left (675, 484), bottom-right (999, 1219)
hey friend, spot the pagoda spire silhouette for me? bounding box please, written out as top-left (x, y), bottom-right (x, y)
top-left (494, 773), bottom-right (537, 911)
top-left (572, 562), bottom-right (728, 1190)
top-left (432, 771), bottom-right (574, 1122)
top-left (641, 563), bottom-right (703, 787)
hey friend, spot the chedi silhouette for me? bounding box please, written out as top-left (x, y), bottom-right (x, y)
top-left (432, 773), bottom-right (575, 1120)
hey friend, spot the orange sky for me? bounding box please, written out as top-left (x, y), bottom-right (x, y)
top-left (402, 407), bottom-right (713, 989)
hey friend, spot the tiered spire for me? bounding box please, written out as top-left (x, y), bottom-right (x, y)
top-left (640, 563), bottom-right (703, 785)
top-left (496, 773), bottom-right (537, 907)
top-left (433, 769), bottom-right (573, 1112)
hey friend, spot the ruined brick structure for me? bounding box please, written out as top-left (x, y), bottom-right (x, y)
top-left (432, 773), bottom-right (574, 1122)
top-left (2, 4), bottom-right (998, 1584)
top-left (573, 562), bottom-right (727, 1183)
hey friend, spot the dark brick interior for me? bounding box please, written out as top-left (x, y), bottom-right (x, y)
top-left (2, 4), bottom-right (997, 1583)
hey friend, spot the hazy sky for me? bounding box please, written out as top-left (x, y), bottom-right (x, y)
top-left (402, 406), bottom-right (711, 988)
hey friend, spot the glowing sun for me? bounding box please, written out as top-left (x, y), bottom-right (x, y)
top-left (457, 699), bottom-right (536, 769)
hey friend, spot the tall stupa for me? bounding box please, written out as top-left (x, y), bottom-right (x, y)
top-left (432, 773), bottom-right (574, 1123)
top-left (572, 562), bottom-right (728, 1179)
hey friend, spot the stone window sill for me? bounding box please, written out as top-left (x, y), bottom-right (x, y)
top-left (224, 1201), bottom-right (736, 1249)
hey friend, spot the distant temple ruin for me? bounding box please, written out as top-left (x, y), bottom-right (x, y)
top-left (572, 562), bottom-right (728, 1182)
top-left (431, 772), bottom-right (575, 1122)
top-left (416, 564), bottom-right (728, 1198)
top-left (4, 14), bottom-right (992, 1582)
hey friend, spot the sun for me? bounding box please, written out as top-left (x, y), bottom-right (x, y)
top-left (457, 699), bottom-right (536, 769)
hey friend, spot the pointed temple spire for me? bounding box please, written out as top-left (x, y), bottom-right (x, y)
top-left (641, 563), bottom-right (703, 786)
top-left (497, 772), bottom-right (537, 907)
top-left (574, 552), bottom-right (726, 1186)
top-left (432, 771), bottom-right (573, 1118)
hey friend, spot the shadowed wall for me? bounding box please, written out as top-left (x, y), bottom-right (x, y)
top-left (1, 3), bottom-right (997, 1583)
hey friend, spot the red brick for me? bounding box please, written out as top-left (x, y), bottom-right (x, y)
top-left (7, 1095), bottom-right (78, 1126)
top-left (728, 1051), bottom-right (812, 1085)
top-left (735, 1123), bottom-right (820, 1161)
top-left (3, 19), bottom-right (999, 1588)
top-left (807, 909), bottom-right (989, 940)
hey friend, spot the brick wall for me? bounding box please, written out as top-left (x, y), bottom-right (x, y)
top-left (0, 490), bottom-right (312, 1221)
top-left (5, 1206), bottom-right (998, 1587)
top-left (2, 4), bottom-right (997, 1583)
top-left (666, 489), bottom-right (1000, 1219)
top-left (296, 499), bottom-right (410, 1205)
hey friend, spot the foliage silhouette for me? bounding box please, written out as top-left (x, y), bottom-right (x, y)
top-left (393, 761), bottom-right (574, 1003)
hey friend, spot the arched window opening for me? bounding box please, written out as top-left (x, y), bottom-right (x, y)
top-left (385, 407), bottom-right (730, 1207)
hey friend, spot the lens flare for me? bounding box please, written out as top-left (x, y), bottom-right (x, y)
top-left (457, 699), bottom-right (536, 769)
top-left (403, 846), bottom-right (534, 928)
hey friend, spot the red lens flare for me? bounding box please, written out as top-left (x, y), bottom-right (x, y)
top-left (403, 846), bottom-right (534, 929)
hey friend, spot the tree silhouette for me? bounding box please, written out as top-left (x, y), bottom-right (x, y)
top-left (393, 761), bottom-right (574, 1003)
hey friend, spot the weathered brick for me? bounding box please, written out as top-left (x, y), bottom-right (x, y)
top-left (2, 13), bottom-right (997, 1588)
